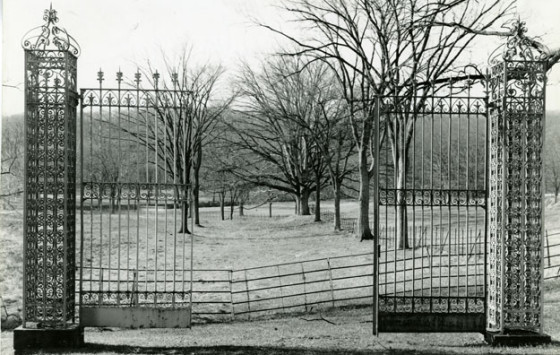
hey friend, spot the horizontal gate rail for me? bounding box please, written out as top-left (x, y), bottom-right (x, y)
top-left (75, 228), bottom-right (560, 322)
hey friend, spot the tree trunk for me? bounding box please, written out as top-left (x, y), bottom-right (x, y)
top-left (396, 153), bottom-right (410, 249)
top-left (333, 180), bottom-right (341, 231)
top-left (301, 190), bottom-right (311, 215)
top-left (220, 192), bottom-right (225, 221)
top-left (229, 193), bottom-right (235, 220)
top-left (178, 201), bottom-right (191, 234)
top-left (314, 173), bottom-right (321, 222)
top-left (358, 147), bottom-right (373, 240)
top-left (193, 180), bottom-right (200, 225)
top-left (239, 201), bottom-right (244, 216)
top-left (295, 195), bottom-right (301, 215)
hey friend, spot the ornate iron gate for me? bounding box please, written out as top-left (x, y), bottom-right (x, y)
top-left (78, 70), bottom-right (194, 327)
top-left (374, 82), bottom-right (488, 332)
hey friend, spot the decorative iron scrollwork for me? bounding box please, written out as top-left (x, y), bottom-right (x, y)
top-left (487, 23), bottom-right (546, 334)
top-left (21, 5), bottom-right (81, 56)
top-left (22, 7), bottom-right (79, 327)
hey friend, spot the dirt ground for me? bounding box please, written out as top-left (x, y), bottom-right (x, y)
top-left (2, 301), bottom-right (560, 355)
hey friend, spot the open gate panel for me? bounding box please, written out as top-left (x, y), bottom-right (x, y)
top-left (374, 93), bottom-right (488, 332)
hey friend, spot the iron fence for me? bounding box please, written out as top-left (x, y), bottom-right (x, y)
top-left (76, 225), bottom-right (502, 322)
top-left (545, 230), bottom-right (560, 281)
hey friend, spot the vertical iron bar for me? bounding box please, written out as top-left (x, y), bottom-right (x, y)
top-left (135, 77), bottom-right (141, 300)
top-left (421, 102), bottom-right (427, 306)
top-left (117, 75), bottom-right (122, 301)
top-left (190, 187), bottom-right (194, 322)
top-left (98, 76), bottom-right (104, 309)
top-left (79, 90), bottom-right (85, 318)
top-left (484, 73), bottom-right (490, 319)
top-left (89, 96), bottom-right (94, 297)
top-left (22, 51), bottom-right (28, 327)
top-left (172, 79), bottom-right (178, 306)
top-left (456, 96), bottom-right (461, 303)
top-left (107, 94), bottom-right (112, 296)
top-left (373, 96), bottom-right (380, 334)
top-left (439, 98), bottom-right (443, 303)
top-left (466, 90), bottom-right (471, 305)
top-left (126, 103), bottom-right (131, 293)
top-left (144, 95), bottom-right (149, 295)
top-left (153, 86), bottom-right (159, 305)
top-left (539, 64), bottom-right (548, 334)
top-left (411, 94), bottom-right (416, 312)
top-left (447, 87), bottom-right (452, 311)
top-left (61, 60), bottom-right (69, 325)
top-left (384, 107), bottom-right (389, 303)
top-left (163, 92), bottom-right (168, 300)
top-left (394, 105), bottom-right (399, 311)
top-left (430, 95), bottom-right (434, 312)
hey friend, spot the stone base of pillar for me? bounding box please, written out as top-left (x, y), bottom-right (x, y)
top-left (485, 330), bottom-right (551, 346)
top-left (13, 324), bottom-right (84, 352)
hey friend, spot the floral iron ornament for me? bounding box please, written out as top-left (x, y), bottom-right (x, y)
top-left (489, 19), bottom-right (551, 65)
top-left (21, 4), bottom-right (80, 56)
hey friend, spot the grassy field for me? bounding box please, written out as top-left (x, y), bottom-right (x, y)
top-left (1, 197), bottom-right (560, 353)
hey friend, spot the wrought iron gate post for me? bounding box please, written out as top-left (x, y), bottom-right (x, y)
top-left (14, 6), bottom-right (84, 351)
top-left (485, 22), bottom-right (551, 345)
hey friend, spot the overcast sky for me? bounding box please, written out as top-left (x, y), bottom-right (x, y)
top-left (2, 0), bottom-right (560, 116)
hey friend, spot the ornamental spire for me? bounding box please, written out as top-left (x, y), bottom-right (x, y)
top-left (21, 6), bottom-right (81, 56)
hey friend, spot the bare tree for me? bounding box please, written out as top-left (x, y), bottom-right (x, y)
top-left (115, 52), bottom-right (231, 233)
top-left (263, 0), bottom-right (516, 246)
top-left (280, 62), bottom-right (356, 230)
top-left (1, 116), bottom-right (25, 207)
top-left (83, 113), bottom-right (140, 213)
top-left (180, 65), bottom-right (235, 226)
top-left (203, 133), bottom-right (253, 220)
top-left (227, 56), bottom-right (329, 215)
top-left (545, 116), bottom-right (560, 203)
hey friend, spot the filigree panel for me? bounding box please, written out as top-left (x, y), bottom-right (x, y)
top-left (22, 8), bottom-right (79, 328)
top-left (487, 34), bottom-right (546, 333)
top-left (379, 189), bottom-right (486, 207)
top-left (81, 291), bottom-right (191, 307)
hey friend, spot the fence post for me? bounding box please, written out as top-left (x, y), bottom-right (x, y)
top-left (244, 269), bottom-right (251, 320)
top-left (269, 202), bottom-right (272, 218)
top-left (545, 230), bottom-right (551, 267)
top-left (301, 263), bottom-right (308, 312)
top-left (229, 269), bottom-right (235, 321)
top-left (326, 258), bottom-right (335, 308)
top-left (277, 266), bottom-right (286, 313)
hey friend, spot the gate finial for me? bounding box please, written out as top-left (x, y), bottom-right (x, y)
top-left (490, 19), bottom-right (548, 64)
top-left (22, 5), bottom-right (81, 56)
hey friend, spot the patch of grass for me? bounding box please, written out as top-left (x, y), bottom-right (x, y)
top-left (3, 306), bottom-right (560, 355)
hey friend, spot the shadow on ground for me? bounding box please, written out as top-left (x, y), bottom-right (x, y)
top-left (13, 343), bottom-right (467, 355)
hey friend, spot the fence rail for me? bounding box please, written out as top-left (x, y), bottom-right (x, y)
top-left (78, 228), bottom-right (560, 322)
top-left (545, 230), bottom-right (560, 281)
